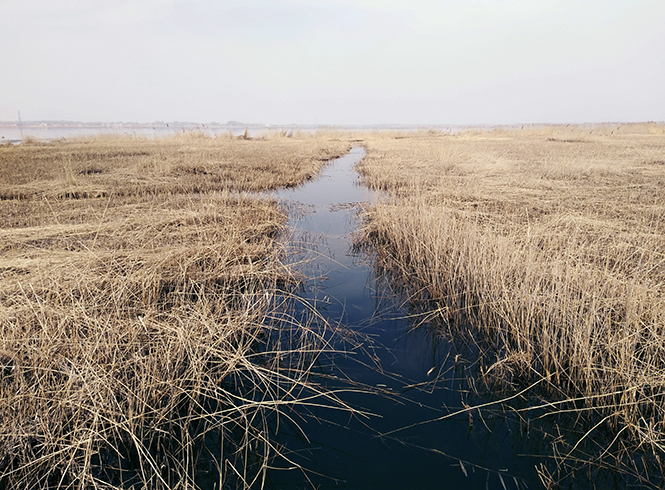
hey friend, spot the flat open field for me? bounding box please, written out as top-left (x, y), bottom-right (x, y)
top-left (0, 133), bottom-right (349, 488)
top-left (357, 123), bottom-right (665, 483)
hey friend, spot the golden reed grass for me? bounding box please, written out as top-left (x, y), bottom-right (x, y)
top-left (0, 132), bottom-right (349, 489)
top-left (357, 123), bottom-right (665, 482)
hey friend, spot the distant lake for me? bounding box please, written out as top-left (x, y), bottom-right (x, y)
top-left (0, 124), bottom-right (275, 143)
top-left (0, 123), bottom-right (460, 144)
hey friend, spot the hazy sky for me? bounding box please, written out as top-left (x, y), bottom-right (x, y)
top-left (1, 0), bottom-right (663, 125)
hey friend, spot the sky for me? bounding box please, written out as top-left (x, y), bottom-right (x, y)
top-left (1, 0), bottom-right (663, 126)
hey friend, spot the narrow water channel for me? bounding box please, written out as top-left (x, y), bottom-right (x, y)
top-left (256, 147), bottom-right (660, 490)
top-left (264, 147), bottom-right (546, 489)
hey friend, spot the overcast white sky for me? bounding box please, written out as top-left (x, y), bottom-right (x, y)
top-left (1, 0), bottom-right (663, 125)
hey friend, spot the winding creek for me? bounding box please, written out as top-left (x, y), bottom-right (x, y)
top-left (264, 147), bottom-right (546, 489)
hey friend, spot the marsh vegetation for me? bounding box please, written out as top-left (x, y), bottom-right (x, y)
top-left (0, 132), bottom-right (349, 488)
top-left (357, 123), bottom-right (665, 486)
top-left (3, 124), bottom-right (665, 488)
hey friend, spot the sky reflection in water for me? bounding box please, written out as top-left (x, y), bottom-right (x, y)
top-left (266, 147), bottom-right (545, 490)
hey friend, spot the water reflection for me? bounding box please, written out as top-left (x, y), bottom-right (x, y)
top-left (263, 145), bottom-right (665, 489)
top-left (266, 147), bottom-right (543, 489)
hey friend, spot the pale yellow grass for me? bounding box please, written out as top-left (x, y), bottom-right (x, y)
top-left (357, 123), bottom-right (665, 479)
top-left (0, 132), bottom-right (350, 489)
top-left (0, 131), bottom-right (349, 201)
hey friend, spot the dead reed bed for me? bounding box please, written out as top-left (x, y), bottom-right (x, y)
top-left (0, 133), bottom-right (350, 488)
top-left (356, 123), bottom-right (665, 481)
top-left (0, 131), bottom-right (348, 203)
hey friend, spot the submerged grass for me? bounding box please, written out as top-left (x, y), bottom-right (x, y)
top-left (0, 132), bottom-right (350, 488)
top-left (356, 123), bottom-right (665, 484)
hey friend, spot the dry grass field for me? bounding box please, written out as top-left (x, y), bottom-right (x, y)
top-left (5, 124), bottom-right (665, 486)
top-left (357, 123), bottom-right (665, 482)
top-left (0, 133), bottom-right (349, 489)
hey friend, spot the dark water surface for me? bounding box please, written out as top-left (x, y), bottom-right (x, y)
top-left (265, 148), bottom-right (545, 489)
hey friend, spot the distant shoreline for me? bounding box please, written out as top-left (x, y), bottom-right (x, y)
top-left (1, 120), bottom-right (662, 131)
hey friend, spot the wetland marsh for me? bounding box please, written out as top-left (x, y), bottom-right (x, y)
top-left (2, 124), bottom-right (665, 488)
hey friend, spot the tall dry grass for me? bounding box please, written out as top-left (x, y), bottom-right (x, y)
top-left (0, 131), bottom-right (348, 201)
top-left (356, 123), bottom-right (665, 480)
top-left (0, 133), bottom-right (350, 488)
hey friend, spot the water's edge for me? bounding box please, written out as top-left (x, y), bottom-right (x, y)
top-left (264, 147), bottom-right (543, 490)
